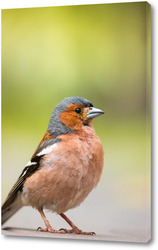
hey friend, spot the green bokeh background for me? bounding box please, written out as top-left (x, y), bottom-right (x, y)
top-left (2, 2), bottom-right (151, 239)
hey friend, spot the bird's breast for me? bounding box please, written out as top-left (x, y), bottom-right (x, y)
top-left (22, 127), bottom-right (104, 213)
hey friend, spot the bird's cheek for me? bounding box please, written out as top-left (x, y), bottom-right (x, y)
top-left (60, 112), bottom-right (81, 129)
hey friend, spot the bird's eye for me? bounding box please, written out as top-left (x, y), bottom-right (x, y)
top-left (75, 108), bottom-right (81, 114)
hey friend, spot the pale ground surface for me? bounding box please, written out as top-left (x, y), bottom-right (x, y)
top-left (1, 227), bottom-right (149, 243)
top-left (1, 184), bottom-right (151, 243)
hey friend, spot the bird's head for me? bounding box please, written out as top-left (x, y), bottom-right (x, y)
top-left (48, 97), bottom-right (104, 137)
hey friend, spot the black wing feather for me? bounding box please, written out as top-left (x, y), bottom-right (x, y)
top-left (2, 138), bottom-right (61, 211)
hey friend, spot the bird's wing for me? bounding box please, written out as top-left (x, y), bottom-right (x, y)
top-left (2, 138), bottom-right (61, 211)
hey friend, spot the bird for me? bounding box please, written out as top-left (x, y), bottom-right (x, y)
top-left (2, 96), bottom-right (104, 235)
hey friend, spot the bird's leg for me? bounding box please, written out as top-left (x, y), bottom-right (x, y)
top-left (38, 209), bottom-right (65, 234)
top-left (60, 213), bottom-right (95, 235)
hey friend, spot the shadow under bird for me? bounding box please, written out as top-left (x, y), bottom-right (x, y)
top-left (2, 96), bottom-right (104, 235)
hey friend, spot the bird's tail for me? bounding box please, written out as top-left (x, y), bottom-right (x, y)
top-left (2, 195), bottom-right (23, 225)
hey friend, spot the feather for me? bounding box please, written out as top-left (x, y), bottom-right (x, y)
top-left (2, 194), bottom-right (23, 224)
top-left (2, 138), bottom-right (61, 224)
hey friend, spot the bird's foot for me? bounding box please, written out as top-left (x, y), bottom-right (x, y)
top-left (37, 226), bottom-right (66, 234)
top-left (59, 226), bottom-right (95, 235)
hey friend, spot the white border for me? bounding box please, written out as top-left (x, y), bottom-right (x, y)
top-left (0, 0), bottom-right (157, 249)
top-left (0, 0), bottom-right (151, 9)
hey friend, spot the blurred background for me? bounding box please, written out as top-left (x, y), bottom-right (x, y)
top-left (2, 2), bottom-right (151, 241)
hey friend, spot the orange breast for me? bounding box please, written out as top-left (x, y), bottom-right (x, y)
top-left (22, 126), bottom-right (104, 214)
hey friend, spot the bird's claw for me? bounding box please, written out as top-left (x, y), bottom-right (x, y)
top-left (37, 226), bottom-right (66, 234)
top-left (59, 227), bottom-right (96, 235)
top-left (59, 228), bottom-right (69, 233)
top-left (37, 226), bottom-right (48, 232)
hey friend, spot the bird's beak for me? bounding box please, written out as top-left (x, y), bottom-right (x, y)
top-left (86, 107), bottom-right (104, 119)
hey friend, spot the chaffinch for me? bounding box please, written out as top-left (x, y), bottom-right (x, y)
top-left (2, 96), bottom-right (104, 235)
